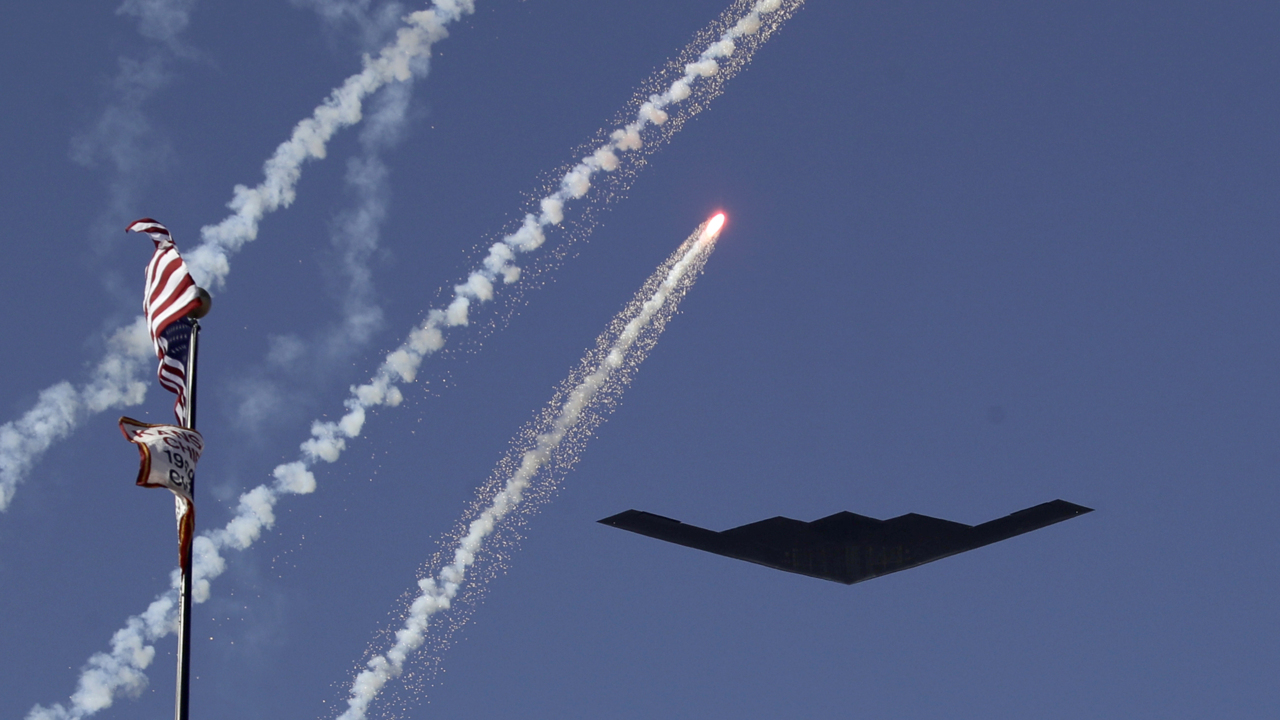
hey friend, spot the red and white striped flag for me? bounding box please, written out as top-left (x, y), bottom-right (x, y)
top-left (127, 218), bottom-right (203, 425)
top-left (128, 218), bottom-right (202, 352)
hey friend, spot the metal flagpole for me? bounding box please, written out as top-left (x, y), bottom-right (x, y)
top-left (175, 318), bottom-right (199, 720)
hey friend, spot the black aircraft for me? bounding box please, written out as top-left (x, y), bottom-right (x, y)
top-left (598, 500), bottom-right (1091, 585)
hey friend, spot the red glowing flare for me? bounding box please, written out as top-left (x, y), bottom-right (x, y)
top-left (705, 212), bottom-right (726, 237)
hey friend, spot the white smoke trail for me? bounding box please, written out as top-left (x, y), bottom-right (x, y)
top-left (322, 78), bottom-right (411, 355)
top-left (339, 218), bottom-right (723, 720)
top-left (0, 0), bottom-right (475, 513)
top-left (186, 0), bottom-right (796, 620)
top-left (0, 319), bottom-right (151, 511)
top-left (117, 0), bottom-right (199, 47)
top-left (75, 1), bottom-right (202, 260)
top-left (245, 0), bottom-right (799, 530)
top-left (233, 78), bottom-right (414, 429)
top-left (292, 0), bottom-right (409, 50)
top-left (24, 0), bottom-right (799, 712)
top-left (2, 0), bottom-right (803, 511)
top-left (185, 0), bottom-right (478, 287)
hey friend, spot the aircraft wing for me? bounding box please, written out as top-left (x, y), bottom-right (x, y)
top-left (598, 500), bottom-right (1092, 585)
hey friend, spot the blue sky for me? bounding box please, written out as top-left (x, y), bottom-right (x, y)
top-left (2, 1), bottom-right (1278, 718)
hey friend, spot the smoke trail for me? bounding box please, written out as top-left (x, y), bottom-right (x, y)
top-left (0, 0), bottom-right (475, 512)
top-left (233, 78), bottom-right (414, 429)
top-left (322, 78), bottom-right (411, 355)
top-left (187, 0), bottom-right (795, 625)
top-left (117, 0), bottom-right (199, 46)
top-left (25, 0), bottom-right (799, 712)
top-left (246, 0), bottom-right (799, 531)
top-left (0, 320), bottom-right (151, 511)
top-left (72, 0), bottom-right (199, 194)
top-left (2, 0), bottom-right (802, 511)
top-left (292, 0), bottom-right (410, 50)
top-left (185, 0), bottom-right (478, 287)
top-left (339, 218), bottom-right (722, 720)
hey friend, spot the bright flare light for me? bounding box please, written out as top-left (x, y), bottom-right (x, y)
top-left (701, 212), bottom-right (726, 242)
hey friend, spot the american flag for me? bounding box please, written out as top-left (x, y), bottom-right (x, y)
top-left (127, 218), bottom-right (203, 425)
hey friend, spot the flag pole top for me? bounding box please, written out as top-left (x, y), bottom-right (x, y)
top-left (187, 287), bottom-right (212, 319)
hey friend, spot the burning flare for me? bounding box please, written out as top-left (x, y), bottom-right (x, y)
top-left (701, 212), bottom-right (726, 242)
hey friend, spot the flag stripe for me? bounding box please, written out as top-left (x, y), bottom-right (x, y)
top-left (128, 218), bottom-right (201, 425)
top-left (145, 249), bottom-right (200, 347)
top-left (126, 217), bottom-right (171, 238)
top-left (147, 255), bottom-right (185, 306)
top-left (177, 498), bottom-right (194, 570)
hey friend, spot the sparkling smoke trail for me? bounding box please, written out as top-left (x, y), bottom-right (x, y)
top-left (232, 0), bottom-right (798, 572)
top-left (24, 0), bottom-right (801, 714)
top-left (187, 0), bottom-right (796, 649)
top-left (338, 216), bottom-right (724, 720)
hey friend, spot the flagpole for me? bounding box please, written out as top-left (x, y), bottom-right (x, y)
top-left (126, 219), bottom-right (208, 720)
top-left (175, 318), bottom-right (199, 720)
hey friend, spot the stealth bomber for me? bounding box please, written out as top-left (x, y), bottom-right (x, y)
top-left (599, 500), bottom-right (1091, 585)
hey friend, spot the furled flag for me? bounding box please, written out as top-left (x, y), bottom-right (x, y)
top-left (119, 417), bottom-right (204, 567)
top-left (127, 218), bottom-right (203, 425)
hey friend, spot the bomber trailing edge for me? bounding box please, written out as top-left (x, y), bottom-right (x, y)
top-left (598, 499), bottom-right (1092, 585)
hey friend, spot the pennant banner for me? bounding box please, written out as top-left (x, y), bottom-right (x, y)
top-left (174, 496), bottom-right (195, 571)
top-left (119, 417), bottom-right (203, 501)
top-left (119, 417), bottom-right (202, 567)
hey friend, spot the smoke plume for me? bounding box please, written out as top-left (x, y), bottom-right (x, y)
top-left (185, 0), bottom-right (478, 288)
top-left (232, 78), bottom-right (416, 430)
top-left (338, 218), bottom-right (722, 720)
top-left (0, 319), bottom-right (151, 510)
top-left (262, 0), bottom-right (799, 508)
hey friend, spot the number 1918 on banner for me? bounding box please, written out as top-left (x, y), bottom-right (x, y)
top-left (119, 417), bottom-right (204, 502)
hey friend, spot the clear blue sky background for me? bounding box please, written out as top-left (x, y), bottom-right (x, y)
top-left (2, 1), bottom-right (1278, 718)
